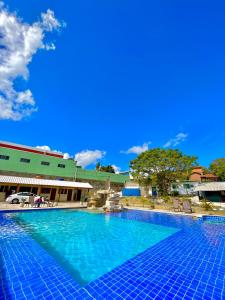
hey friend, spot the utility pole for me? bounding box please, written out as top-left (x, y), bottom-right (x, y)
top-left (74, 160), bottom-right (78, 182)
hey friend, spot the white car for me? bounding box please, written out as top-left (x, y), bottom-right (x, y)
top-left (5, 192), bottom-right (37, 204)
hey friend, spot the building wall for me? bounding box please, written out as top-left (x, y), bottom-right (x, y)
top-left (189, 167), bottom-right (218, 182)
top-left (191, 167), bottom-right (204, 175)
top-left (0, 146), bottom-right (128, 184)
top-left (0, 145), bottom-right (128, 196)
top-left (189, 173), bottom-right (202, 182)
top-left (78, 178), bottom-right (124, 193)
top-left (171, 181), bottom-right (199, 195)
top-left (0, 147), bottom-right (75, 178)
top-left (0, 192), bottom-right (5, 202)
top-left (189, 167), bottom-right (203, 182)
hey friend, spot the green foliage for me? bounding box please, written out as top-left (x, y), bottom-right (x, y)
top-left (162, 195), bottom-right (171, 203)
top-left (121, 196), bottom-right (152, 208)
top-left (210, 158), bottom-right (225, 181)
top-left (171, 191), bottom-right (179, 196)
top-left (130, 148), bottom-right (197, 196)
top-left (150, 201), bottom-right (155, 209)
top-left (96, 162), bottom-right (101, 171)
top-left (202, 167), bottom-right (210, 174)
top-left (95, 163), bottom-right (115, 173)
top-left (201, 199), bottom-right (213, 211)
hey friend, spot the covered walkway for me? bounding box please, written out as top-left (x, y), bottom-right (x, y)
top-left (0, 175), bottom-right (93, 202)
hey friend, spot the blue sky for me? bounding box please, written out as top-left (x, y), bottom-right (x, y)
top-left (1, 0), bottom-right (225, 171)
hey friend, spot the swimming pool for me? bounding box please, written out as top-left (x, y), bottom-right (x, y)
top-left (12, 210), bottom-right (179, 285)
top-left (1, 209), bottom-right (225, 299)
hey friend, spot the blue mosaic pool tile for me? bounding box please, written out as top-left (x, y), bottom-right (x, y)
top-left (0, 213), bottom-right (93, 300)
top-left (201, 215), bottom-right (225, 222)
top-left (83, 211), bottom-right (225, 299)
top-left (1, 210), bottom-right (225, 299)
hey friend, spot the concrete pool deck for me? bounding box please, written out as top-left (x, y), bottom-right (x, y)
top-left (0, 202), bottom-right (224, 220)
top-left (0, 201), bottom-right (87, 211)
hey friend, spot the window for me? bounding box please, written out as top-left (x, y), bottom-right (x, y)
top-left (20, 158), bottom-right (30, 163)
top-left (18, 192), bottom-right (33, 196)
top-left (41, 188), bottom-right (51, 194)
top-left (18, 186), bottom-right (31, 192)
top-left (31, 187), bottom-right (38, 194)
top-left (0, 186), bottom-right (7, 192)
top-left (0, 155), bottom-right (9, 160)
top-left (58, 164), bottom-right (65, 168)
top-left (41, 161), bottom-right (50, 166)
top-left (59, 189), bottom-right (67, 194)
top-left (9, 186), bottom-right (17, 193)
top-left (183, 184), bottom-right (191, 189)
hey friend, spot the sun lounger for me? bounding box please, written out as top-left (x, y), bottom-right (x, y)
top-left (183, 200), bottom-right (193, 213)
top-left (46, 200), bottom-right (57, 207)
top-left (173, 199), bottom-right (182, 212)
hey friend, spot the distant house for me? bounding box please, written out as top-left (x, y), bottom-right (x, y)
top-left (189, 166), bottom-right (218, 182)
top-left (195, 182), bottom-right (225, 203)
top-left (171, 181), bottom-right (199, 196)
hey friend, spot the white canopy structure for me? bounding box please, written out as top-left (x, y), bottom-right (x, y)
top-left (194, 182), bottom-right (225, 192)
top-left (0, 175), bottom-right (93, 189)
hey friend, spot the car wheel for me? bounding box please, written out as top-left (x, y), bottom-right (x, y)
top-left (12, 198), bottom-right (19, 204)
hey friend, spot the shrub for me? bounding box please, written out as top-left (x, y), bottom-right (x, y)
top-left (150, 202), bottom-right (155, 209)
top-left (162, 195), bottom-right (171, 203)
top-left (171, 191), bottom-right (179, 196)
top-left (201, 199), bottom-right (213, 211)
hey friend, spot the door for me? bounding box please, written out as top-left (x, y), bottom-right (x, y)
top-left (67, 189), bottom-right (72, 201)
top-left (31, 187), bottom-right (38, 195)
top-left (77, 189), bottom-right (82, 201)
top-left (50, 188), bottom-right (56, 201)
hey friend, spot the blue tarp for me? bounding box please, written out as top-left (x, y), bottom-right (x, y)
top-left (122, 188), bottom-right (141, 197)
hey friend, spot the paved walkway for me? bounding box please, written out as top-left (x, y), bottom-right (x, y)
top-left (1, 201), bottom-right (222, 219)
top-left (0, 201), bottom-right (87, 211)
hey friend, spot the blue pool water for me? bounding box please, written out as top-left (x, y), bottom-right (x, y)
top-left (12, 210), bottom-right (178, 285)
top-left (1, 209), bottom-right (225, 299)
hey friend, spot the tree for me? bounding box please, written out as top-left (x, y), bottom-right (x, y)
top-left (96, 162), bottom-right (101, 171)
top-left (210, 158), bottom-right (225, 181)
top-left (130, 148), bottom-right (197, 196)
top-left (95, 163), bottom-right (115, 173)
top-left (101, 165), bottom-right (115, 173)
top-left (202, 167), bottom-right (210, 174)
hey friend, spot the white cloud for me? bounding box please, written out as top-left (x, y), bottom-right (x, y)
top-left (63, 153), bottom-right (70, 160)
top-left (44, 42), bottom-right (56, 51)
top-left (0, 2), bottom-right (64, 121)
top-left (36, 145), bottom-right (51, 151)
top-left (112, 165), bottom-right (121, 174)
top-left (36, 145), bottom-right (70, 159)
top-left (163, 133), bottom-right (188, 148)
top-left (121, 142), bottom-right (151, 155)
top-left (75, 150), bottom-right (106, 168)
top-left (40, 9), bottom-right (62, 32)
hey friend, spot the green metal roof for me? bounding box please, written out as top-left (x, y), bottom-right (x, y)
top-left (0, 147), bottom-right (129, 184)
top-left (76, 168), bottom-right (128, 184)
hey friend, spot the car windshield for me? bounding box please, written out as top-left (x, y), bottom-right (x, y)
top-left (18, 192), bottom-right (29, 196)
